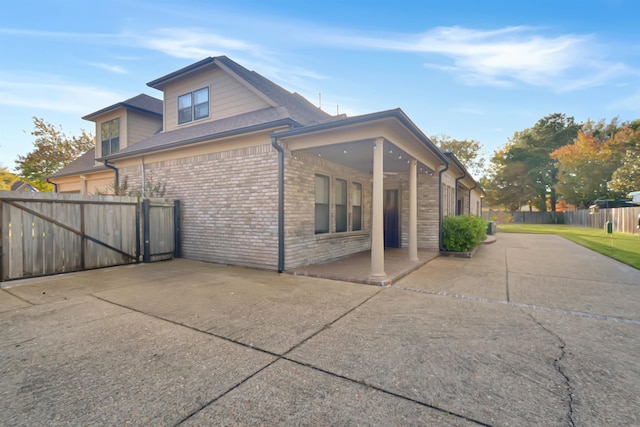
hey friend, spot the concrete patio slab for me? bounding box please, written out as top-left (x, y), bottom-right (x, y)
top-left (0, 296), bottom-right (275, 426)
top-left (93, 260), bottom-right (380, 354)
top-left (0, 289), bottom-right (31, 313)
top-left (521, 308), bottom-right (640, 426)
top-left (286, 288), bottom-right (569, 426)
top-left (1, 232), bottom-right (638, 426)
top-left (183, 359), bottom-right (476, 426)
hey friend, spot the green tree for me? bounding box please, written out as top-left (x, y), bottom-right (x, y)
top-left (1, 168), bottom-right (21, 190)
top-left (608, 120), bottom-right (640, 195)
top-left (15, 117), bottom-right (94, 191)
top-left (608, 146), bottom-right (640, 195)
top-left (482, 143), bottom-right (536, 211)
top-left (431, 134), bottom-right (486, 178)
top-left (552, 118), bottom-right (636, 206)
top-left (505, 113), bottom-right (581, 211)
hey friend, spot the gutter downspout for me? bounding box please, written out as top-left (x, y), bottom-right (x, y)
top-left (103, 160), bottom-right (119, 191)
top-left (271, 135), bottom-right (285, 273)
top-left (454, 169), bottom-right (467, 216)
top-left (468, 182), bottom-right (477, 215)
top-left (46, 179), bottom-right (58, 193)
top-left (438, 161), bottom-right (450, 251)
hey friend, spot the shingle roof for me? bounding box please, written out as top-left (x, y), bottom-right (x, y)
top-left (104, 106), bottom-right (297, 160)
top-left (48, 148), bottom-right (108, 178)
top-left (83, 94), bottom-right (163, 121)
top-left (215, 56), bottom-right (332, 126)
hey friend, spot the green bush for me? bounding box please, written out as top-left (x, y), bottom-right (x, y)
top-left (442, 215), bottom-right (487, 252)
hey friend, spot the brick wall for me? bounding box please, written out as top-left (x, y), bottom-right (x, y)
top-left (283, 152), bottom-right (372, 269)
top-left (120, 144), bottom-right (279, 269)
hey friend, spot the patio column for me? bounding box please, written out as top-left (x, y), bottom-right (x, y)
top-left (409, 159), bottom-right (418, 261)
top-left (371, 137), bottom-right (386, 278)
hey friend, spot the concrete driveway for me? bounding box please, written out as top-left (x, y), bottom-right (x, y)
top-left (1, 233), bottom-right (639, 426)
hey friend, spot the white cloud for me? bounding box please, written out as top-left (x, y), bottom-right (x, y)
top-left (90, 63), bottom-right (127, 74)
top-left (0, 74), bottom-right (124, 114)
top-left (132, 28), bottom-right (258, 59)
top-left (324, 26), bottom-right (631, 91)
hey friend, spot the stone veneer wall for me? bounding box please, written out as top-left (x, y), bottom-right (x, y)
top-left (120, 144), bottom-right (279, 269)
top-left (283, 152), bottom-right (373, 269)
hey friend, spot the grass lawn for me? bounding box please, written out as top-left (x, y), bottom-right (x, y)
top-left (498, 223), bottom-right (640, 270)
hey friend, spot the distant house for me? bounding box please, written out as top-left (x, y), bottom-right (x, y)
top-left (49, 56), bottom-right (484, 276)
top-left (10, 181), bottom-right (38, 192)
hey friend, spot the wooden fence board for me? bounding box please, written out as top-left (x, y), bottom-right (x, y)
top-left (485, 207), bottom-right (640, 235)
top-left (0, 191), bottom-right (178, 282)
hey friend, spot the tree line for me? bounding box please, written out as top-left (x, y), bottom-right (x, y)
top-left (480, 113), bottom-right (640, 212)
top-left (3, 115), bottom-right (639, 211)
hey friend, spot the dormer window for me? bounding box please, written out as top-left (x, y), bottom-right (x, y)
top-left (178, 87), bottom-right (209, 124)
top-left (101, 118), bottom-right (120, 157)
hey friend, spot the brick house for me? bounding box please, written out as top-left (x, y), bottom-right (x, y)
top-left (49, 56), bottom-right (484, 277)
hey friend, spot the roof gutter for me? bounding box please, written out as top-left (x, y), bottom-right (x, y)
top-left (46, 178), bottom-right (58, 193)
top-left (454, 169), bottom-right (467, 215)
top-left (103, 160), bottom-right (119, 191)
top-left (438, 161), bottom-right (450, 251)
top-left (104, 118), bottom-right (299, 162)
top-left (271, 135), bottom-right (285, 273)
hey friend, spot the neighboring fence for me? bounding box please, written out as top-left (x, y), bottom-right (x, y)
top-left (0, 192), bottom-right (180, 282)
top-left (484, 207), bottom-right (640, 235)
top-left (564, 207), bottom-right (640, 235)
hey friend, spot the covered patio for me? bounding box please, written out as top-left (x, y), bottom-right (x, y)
top-left (287, 248), bottom-right (439, 286)
top-left (275, 109), bottom-right (448, 279)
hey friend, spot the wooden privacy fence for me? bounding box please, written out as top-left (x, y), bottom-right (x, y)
top-left (563, 207), bottom-right (640, 235)
top-left (0, 191), bottom-right (180, 282)
top-left (484, 207), bottom-right (640, 235)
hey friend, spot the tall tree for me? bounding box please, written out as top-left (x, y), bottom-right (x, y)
top-left (15, 117), bottom-right (94, 191)
top-left (552, 118), bottom-right (636, 207)
top-left (482, 143), bottom-right (536, 211)
top-left (431, 134), bottom-right (486, 178)
top-left (506, 113), bottom-right (580, 211)
top-left (608, 120), bottom-right (640, 195)
top-left (1, 168), bottom-right (20, 190)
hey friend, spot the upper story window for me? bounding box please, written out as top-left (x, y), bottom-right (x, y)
top-left (178, 87), bottom-right (209, 124)
top-left (101, 118), bottom-right (120, 157)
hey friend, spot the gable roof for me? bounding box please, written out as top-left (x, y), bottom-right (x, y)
top-left (48, 147), bottom-right (108, 178)
top-left (83, 94), bottom-right (163, 121)
top-left (148, 56), bottom-right (332, 126)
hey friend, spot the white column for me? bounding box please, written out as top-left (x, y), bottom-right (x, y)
top-left (371, 138), bottom-right (386, 278)
top-left (409, 159), bottom-right (418, 261)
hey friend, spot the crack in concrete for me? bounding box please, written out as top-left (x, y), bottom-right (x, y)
top-left (523, 310), bottom-right (575, 427)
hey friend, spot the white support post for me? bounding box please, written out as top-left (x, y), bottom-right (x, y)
top-left (371, 138), bottom-right (386, 278)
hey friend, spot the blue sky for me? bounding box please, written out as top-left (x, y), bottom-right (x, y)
top-left (1, 0), bottom-right (639, 174)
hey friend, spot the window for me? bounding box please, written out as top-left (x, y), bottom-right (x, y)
top-left (352, 182), bottom-right (362, 231)
top-left (315, 175), bottom-right (330, 234)
top-left (101, 118), bottom-right (120, 157)
top-left (335, 179), bottom-right (347, 232)
top-left (178, 87), bottom-right (209, 124)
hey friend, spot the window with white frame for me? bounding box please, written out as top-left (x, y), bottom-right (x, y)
top-left (351, 182), bottom-right (362, 231)
top-left (315, 175), bottom-right (330, 234)
top-left (178, 87), bottom-right (209, 124)
top-left (101, 118), bottom-right (120, 157)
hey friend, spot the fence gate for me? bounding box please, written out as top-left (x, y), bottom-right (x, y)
top-left (0, 192), bottom-right (180, 282)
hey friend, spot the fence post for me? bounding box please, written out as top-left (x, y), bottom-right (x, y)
top-left (135, 201), bottom-right (141, 263)
top-left (173, 200), bottom-right (181, 258)
top-left (142, 199), bottom-right (151, 263)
